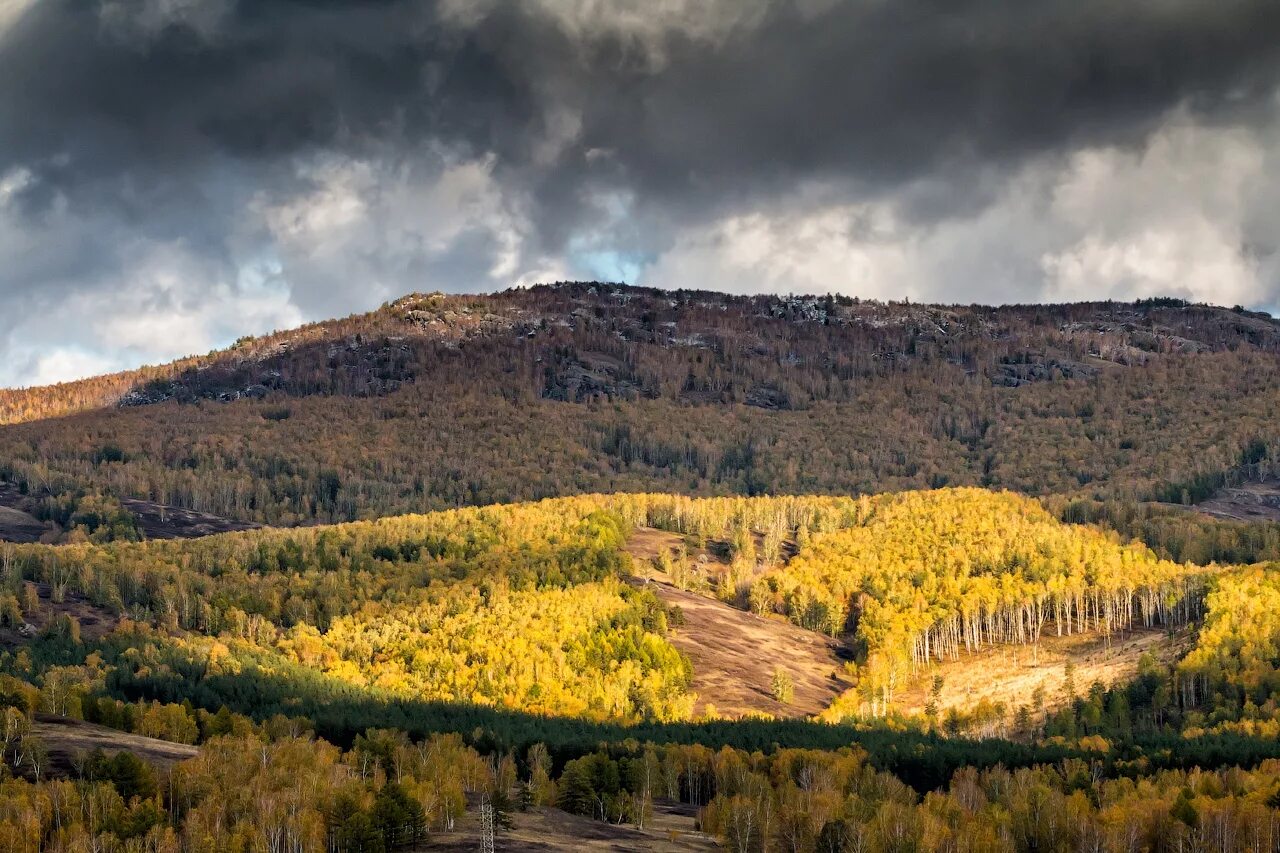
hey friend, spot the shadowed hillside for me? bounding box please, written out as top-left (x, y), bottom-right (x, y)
top-left (1, 286), bottom-right (1279, 543)
top-left (5, 286), bottom-right (1279, 425)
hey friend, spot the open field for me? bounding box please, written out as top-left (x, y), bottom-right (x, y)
top-left (32, 715), bottom-right (199, 778)
top-left (427, 800), bottom-right (714, 851)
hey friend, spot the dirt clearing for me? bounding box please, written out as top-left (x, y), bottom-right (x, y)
top-left (0, 504), bottom-right (45, 543)
top-left (33, 715), bottom-right (199, 778)
top-left (120, 497), bottom-right (261, 539)
top-left (626, 526), bottom-right (689, 563)
top-left (894, 627), bottom-right (1185, 720)
top-left (627, 526), bottom-right (850, 718)
top-left (427, 800), bottom-right (714, 851)
top-left (1188, 480), bottom-right (1280, 522)
top-left (652, 580), bottom-right (851, 717)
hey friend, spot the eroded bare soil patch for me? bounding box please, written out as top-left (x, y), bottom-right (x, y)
top-left (627, 527), bottom-right (850, 718)
top-left (0, 482), bottom-right (48, 542)
top-left (120, 497), bottom-right (261, 539)
top-left (1190, 480), bottom-right (1280, 522)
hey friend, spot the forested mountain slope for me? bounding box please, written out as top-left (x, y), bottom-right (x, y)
top-left (1, 489), bottom-right (1280, 848)
top-left (2, 284), bottom-right (1280, 543)
top-left (5, 285), bottom-right (1279, 425)
top-left (7, 285), bottom-right (1280, 845)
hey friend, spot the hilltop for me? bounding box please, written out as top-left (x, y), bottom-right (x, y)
top-left (1, 284), bottom-right (1279, 542)
top-left (3, 284), bottom-right (1279, 425)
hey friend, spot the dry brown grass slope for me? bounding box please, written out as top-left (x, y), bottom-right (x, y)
top-left (428, 800), bottom-right (714, 852)
top-left (893, 627), bottom-right (1186, 725)
top-left (32, 715), bottom-right (199, 778)
top-left (627, 527), bottom-right (851, 719)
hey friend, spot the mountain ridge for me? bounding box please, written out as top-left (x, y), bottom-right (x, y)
top-left (1, 282), bottom-right (1279, 544)
top-left (3, 282), bottom-right (1278, 425)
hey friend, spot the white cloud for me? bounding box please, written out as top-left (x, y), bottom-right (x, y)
top-left (0, 236), bottom-right (303, 387)
top-left (1041, 226), bottom-right (1258, 306)
top-left (639, 204), bottom-right (917, 299)
top-left (0, 0), bottom-right (34, 41)
top-left (0, 167), bottom-right (302, 387)
top-left (0, 148), bottom-right (577, 388)
top-left (255, 152), bottom-right (568, 318)
top-left (3, 101), bottom-right (1279, 389)
top-left (18, 348), bottom-right (118, 389)
top-left (1040, 117), bottom-right (1268, 306)
top-left (636, 108), bottom-right (1280, 310)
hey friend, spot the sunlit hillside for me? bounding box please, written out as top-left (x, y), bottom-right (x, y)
top-left (0, 487), bottom-right (1279, 846)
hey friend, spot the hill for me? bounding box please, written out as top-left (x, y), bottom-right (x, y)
top-left (4, 287), bottom-right (1280, 846)
top-left (0, 488), bottom-right (1277, 848)
top-left (1, 285), bottom-right (1279, 543)
top-left (0, 489), bottom-right (1228, 731)
top-left (5, 287), bottom-right (1279, 425)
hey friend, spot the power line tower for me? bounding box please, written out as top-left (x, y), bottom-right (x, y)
top-left (480, 794), bottom-right (496, 853)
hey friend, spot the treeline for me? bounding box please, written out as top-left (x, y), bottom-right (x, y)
top-left (1052, 496), bottom-right (1280, 565)
top-left (6, 689), bottom-right (1280, 853)
top-left (1, 499), bottom-right (700, 722)
top-left (0, 490), bottom-right (1249, 731)
top-left (4, 351), bottom-right (1278, 527)
top-left (0, 727), bottom-right (486, 851)
top-left (1148, 437), bottom-right (1280, 505)
top-left (1013, 566), bottom-right (1280, 747)
top-left (694, 748), bottom-right (1280, 852)
top-left (0, 491), bottom-right (1278, 847)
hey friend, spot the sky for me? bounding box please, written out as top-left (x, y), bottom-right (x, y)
top-left (2, 0), bottom-right (1280, 387)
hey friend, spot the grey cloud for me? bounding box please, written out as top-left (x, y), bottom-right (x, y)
top-left (2, 0), bottom-right (1280, 385)
top-left (6, 1), bottom-right (1280, 225)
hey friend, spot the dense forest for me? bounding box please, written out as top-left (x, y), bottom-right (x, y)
top-left (0, 490), bottom-right (1274, 847)
top-left (0, 285), bottom-right (1279, 545)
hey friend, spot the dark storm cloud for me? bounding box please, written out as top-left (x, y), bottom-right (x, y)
top-left (2, 0), bottom-right (1280, 385)
top-left (4, 0), bottom-right (1279, 233)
